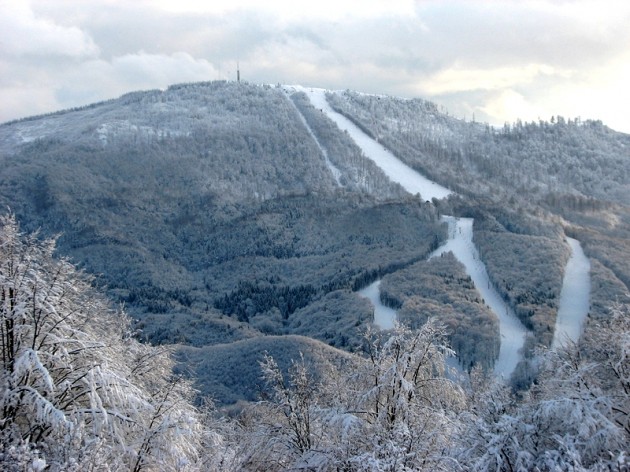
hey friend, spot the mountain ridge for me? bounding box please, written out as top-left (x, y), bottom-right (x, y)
top-left (1, 80), bottom-right (629, 402)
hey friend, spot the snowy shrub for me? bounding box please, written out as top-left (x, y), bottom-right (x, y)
top-left (0, 214), bottom-right (217, 471)
top-left (457, 306), bottom-right (630, 470)
top-left (234, 320), bottom-right (466, 471)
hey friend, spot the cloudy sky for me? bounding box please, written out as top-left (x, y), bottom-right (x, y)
top-left (2, 0), bottom-right (629, 132)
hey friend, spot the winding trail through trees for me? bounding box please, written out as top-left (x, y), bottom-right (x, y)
top-left (291, 86), bottom-right (589, 378)
top-left (357, 280), bottom-right (397, 330)
top-left (429, 217), bottom-right (526, 377)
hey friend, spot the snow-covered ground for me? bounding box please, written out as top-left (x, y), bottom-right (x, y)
top-left (287, 86), bottom-right (452, 201)
top-left (429, 217), bottom-right (527, 377)
top-left (552, 238), bottom-right (591, 349)
top-left (358, 280), bottom-right (397, 330)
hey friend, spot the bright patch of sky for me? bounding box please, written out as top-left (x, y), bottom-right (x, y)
top-left (1, 0), bottom-right (629, 133)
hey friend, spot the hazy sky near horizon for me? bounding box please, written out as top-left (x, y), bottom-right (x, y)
top-left (2, 0), bottom-right (629, 132)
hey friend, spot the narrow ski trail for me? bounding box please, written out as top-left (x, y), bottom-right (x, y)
top-left (552, 237), bottom-right (591, 349)
top-left (428, 217), bottom-right (526, 377)
top-left (284, 92), bottom-right (343, 185)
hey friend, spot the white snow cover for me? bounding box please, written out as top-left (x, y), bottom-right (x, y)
top-left (289, 86), bottom-right (452, 201)
top-left (552, 237), bottom-right (591, 349)
top-left (358, 280), bottom-right (397, 330)
top-left (429, 217), bottom-right (527, 377)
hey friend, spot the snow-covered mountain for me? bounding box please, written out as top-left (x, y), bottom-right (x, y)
top-left (1, 80), bottom-right (629, 399)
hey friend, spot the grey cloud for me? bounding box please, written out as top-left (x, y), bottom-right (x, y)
top-left (0, 1), bottom-right (98, 58)
top-left (54, 52), bottom-right (218, 106)
top-left (413, 2), bottom-right (630, 70)
top-left (0, 52), bottom-right (218, 123)
top-left (3, 1), bottom-right (629, 132)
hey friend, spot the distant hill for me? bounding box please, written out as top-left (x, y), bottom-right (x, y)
top-left (175, 335), bottom-right (361, 406)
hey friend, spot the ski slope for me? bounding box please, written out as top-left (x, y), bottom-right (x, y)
top-left (429, 217), bottom-right (527, 377)
top-left (552, 237), bottom-right (591, 349)
top-left (288, 86), bottom-right (452, 201)
top-left (358, 280), bottom-right (397, 330)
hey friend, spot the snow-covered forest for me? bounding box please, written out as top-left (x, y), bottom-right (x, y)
top-left (1, 80), bottom-right (629, 469)
top-left (1, 215), bottom-right (628, 470)
top-left (0, 214), bottom-right (215, 470)
top-left (326, 90), bottom-right (630, 205)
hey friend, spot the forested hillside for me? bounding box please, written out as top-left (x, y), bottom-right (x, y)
top-left (1, 81), bottom-right (629, 389)
top-left (0, 83), bottom-right (441, 350)
top-left (1, 80), bottom-right (630, 469)
top-left (3, 215), bottom-right (628, 469)
top-left (379, 252), bottom-right (499, 371)
top-left (327, 90), bottom-right (630, 205)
